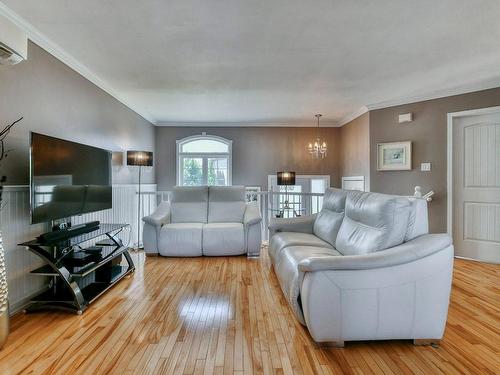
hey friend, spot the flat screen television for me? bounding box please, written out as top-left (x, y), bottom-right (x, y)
top-left (30, 132), bottom-right (112, 224)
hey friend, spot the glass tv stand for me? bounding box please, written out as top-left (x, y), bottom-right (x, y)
top-left (19, 223), bottom-right (135, 314)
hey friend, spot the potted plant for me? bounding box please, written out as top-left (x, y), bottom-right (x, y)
top-left (0, 117), bottom-right (23, 349)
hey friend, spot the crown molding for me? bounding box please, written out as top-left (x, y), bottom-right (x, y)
top-left (157, 119), bottom-right (340, 127)
top-left (0, 2), bottom-right (156, 125)
top-left (336, 106), bottom-right (369, 127)
top-left (366, 78), bottom-right (500, 111)
top-left (338, 79), bottom-right (500, 127)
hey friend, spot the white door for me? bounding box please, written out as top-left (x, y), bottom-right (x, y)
top-left (453, 109), bottom-right (500, 263)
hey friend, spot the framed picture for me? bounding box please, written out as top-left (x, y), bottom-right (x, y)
top-left (377, 141), bottom-right (412, 171)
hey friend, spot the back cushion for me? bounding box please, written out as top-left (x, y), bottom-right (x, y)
top-left (170, 186), bottom-right (209, 223)
top-left (405, 198), bottom-right (429, 241)
top-left (208, 186), bottom-right (246, 223)
top-left (313, 188), bottom-right (348, 246)
top-left (335, 191), bottom-right (411, 255)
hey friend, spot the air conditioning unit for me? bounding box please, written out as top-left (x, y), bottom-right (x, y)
top-left (0, 14), bottom-right (28, 65)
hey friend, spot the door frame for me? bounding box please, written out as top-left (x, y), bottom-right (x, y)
top-left (446, 105), bottom-right (500, 237)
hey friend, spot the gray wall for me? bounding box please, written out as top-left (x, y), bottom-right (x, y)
top-left (155, 126), bottom-right (341, 190)
top-left (340, 112), bottom-right (370, 190)
top-left (0, 42), bottom-right (155, 185)
top-left (369, 87), bottom-right (500, 232)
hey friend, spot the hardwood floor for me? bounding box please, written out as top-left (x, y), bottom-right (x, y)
top-left (0, 248), bottom-right (499, 374)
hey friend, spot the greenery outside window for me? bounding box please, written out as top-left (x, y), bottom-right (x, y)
top-left (176, 134), bottom-right (232, 186)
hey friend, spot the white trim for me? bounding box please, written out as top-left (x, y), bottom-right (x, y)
top-left (0, 2), bottom-right (156, 125)
top-left (159, 119), bottom-right (340, 127)
top-left (337, 106), bottom-right (369, 127)
top-left (454, 255), bottom-right (498, 264)
top-left (176, 134), bottom-right (233, 186)
top-left (446, 105), bottom-right (500, 236)
top-left (340, 80), bottom-right (500, 128)
top-left (367, 79), bottom-right (500, 112)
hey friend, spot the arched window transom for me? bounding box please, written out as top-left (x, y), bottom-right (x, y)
top-left (176, 134), bottom-right (232, 186)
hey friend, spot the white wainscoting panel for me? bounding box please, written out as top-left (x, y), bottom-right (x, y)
top-left (1, 184), bottom-right (156, 314)
top-left (1, 186), bottom-right (49, 312)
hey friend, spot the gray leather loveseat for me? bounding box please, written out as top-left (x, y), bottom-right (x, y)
top-left (143, 186), bottom-right (262, 257)
top-left (269, 188), bottom-right (454, 347)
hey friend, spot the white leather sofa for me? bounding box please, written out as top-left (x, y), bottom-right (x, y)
top-left (268, 188), bottom-right (454, 347)
top-left (142, 186), bottom-right (262, 257)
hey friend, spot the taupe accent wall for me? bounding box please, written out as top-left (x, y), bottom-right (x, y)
top-left (0, 42), bottom-right (155, 185)
top-left (155, 126), bottom-right (341, 190)
top-left (369, 87), bottom-right (500, 233)
top-left (339, 112), bottom-right (370, 191)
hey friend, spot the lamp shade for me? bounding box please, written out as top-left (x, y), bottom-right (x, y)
top-left (127, 151), bottom-right (153, 166)
top-left (277, 171), bottom-right (296, 186)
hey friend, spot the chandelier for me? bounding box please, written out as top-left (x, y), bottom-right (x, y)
top-left (308, 114), bottom-right (327, 158)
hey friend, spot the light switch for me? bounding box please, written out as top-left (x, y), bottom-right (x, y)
top-left (421, 162), bottom-right (431, 172)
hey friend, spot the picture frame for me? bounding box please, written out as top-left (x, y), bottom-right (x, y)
top-left (377, 141), bottom-right (412, 171)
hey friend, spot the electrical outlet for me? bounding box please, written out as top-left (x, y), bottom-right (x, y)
top-left (421, 162), bottom-right (431, 172)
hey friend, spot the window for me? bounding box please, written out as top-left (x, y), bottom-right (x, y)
top-left (177, 134), bottom-right (232, 186)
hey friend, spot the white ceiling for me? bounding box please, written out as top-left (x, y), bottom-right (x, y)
top-left (2, 0), bottom-right (500, 126)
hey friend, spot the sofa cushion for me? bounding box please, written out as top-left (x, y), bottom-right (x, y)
top-left (202, 222), bottom-right (245, 256)
top-left (274, 246), bottom-right (342, 325)
top-left (268, 232), bottom-right (333, 264)
top-left (405, 198), bottom-right (429, 241)
top-left (170, 186), bottom-right (208, 223)
top-left (208, 186), bottom-right (246, 223)
top-left (158, 223), bottom-right (203, 257)
top-left (313, 188), bottom-right (348, 246)
top-left (336, 191), bottom-right (411, 256)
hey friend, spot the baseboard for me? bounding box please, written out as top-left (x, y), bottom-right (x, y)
top-left (454, 256), bottom-right (500, 265)
top-left (9, 286), bottom-right (49, 316)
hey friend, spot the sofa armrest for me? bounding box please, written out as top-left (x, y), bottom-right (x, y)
top-left (244, 201), bottom-right (262, 226)
top-left (268, 214), bottom-right (317, 237)
top-left (142, 201), bottom-right (171, 227)
top-left (244, 202), bottom-right (262, 257)
top-left (298, 234), bottom-right (452, 272)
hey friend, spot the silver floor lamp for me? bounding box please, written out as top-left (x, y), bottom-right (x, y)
top-left (127, 150), bottom-right (153, 248)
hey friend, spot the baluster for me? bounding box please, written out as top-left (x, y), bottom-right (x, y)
top-left (267, 192), bottom-right (270, 240)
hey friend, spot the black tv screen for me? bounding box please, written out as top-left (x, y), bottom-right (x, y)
top-left (30, 132), bottom-right (112, 224)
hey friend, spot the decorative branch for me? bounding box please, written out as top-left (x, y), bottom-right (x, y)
top-left (0, 117), bottom-right (22, 162)
top-left (0, 117), bottom-right (23, 207)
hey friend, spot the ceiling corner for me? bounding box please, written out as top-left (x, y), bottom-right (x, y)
top-left (337, 106), bottom-right (369, 127)
top-left (0, 1), bottom-right (156, 125)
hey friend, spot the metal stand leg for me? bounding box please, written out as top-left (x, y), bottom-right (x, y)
top-left (137, 165), bottom-right (142, 249)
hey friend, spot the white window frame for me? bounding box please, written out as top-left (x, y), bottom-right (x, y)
top-left (176, 134), bottom-right (233, 186)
